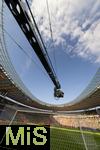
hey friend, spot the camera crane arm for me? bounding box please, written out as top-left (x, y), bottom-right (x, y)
top-left (4, 0), bottom-right (64, 98)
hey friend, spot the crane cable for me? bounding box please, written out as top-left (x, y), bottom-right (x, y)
top-left (46, 0), bottom-right (61, 99)
top-left (46, 0), bottom-right (58, 78)
top-left (25, 0), bottom-right (58, 79)
top-left (46, 0), bottom-right (53, 43)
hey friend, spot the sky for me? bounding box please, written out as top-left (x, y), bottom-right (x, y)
top-left (3, 0), bottom-right (100, 104)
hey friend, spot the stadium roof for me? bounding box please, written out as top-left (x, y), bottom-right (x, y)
top-left (0, 65), bottom-right (100, 111)
top-left (0, 0), bottom-right (100, 112)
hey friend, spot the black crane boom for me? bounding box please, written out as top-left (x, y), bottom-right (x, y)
top-left (4, 0), bottom-right (64, 98)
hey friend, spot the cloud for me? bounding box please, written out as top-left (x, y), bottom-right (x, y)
top-left (31, 0), bottom-right (100, 63)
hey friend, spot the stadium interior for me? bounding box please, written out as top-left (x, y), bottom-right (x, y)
top-left (0, 0), bottom-right (100, 150)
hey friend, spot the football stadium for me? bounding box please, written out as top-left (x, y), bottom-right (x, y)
top-left (0, 0), bottom-right (100, 150)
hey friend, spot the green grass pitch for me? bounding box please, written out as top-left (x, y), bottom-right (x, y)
top-left (50, 127), bottom-right (100, 150)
